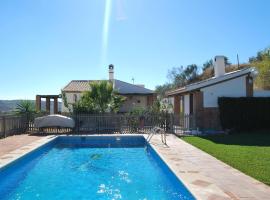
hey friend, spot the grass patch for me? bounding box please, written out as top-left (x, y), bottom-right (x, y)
top-left (181, 133), bottom-right (270, 185)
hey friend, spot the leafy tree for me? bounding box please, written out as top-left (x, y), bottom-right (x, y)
top-left (250, 54), bottom-right (270, 89)
top-left (202, 59), bottom-right (213, 71)
top-left (73, 81), bottom-right (126, 113)
top-left (249, 48), bottom-right (270, 63)
top-left (167, 64), bottom-right (199, 88)
top-left (155, 83), bottom-right (173, 98)
top-left (224, 56), bottom-right (231, 65)
top-left (61, 90), bottom-right (72, 113)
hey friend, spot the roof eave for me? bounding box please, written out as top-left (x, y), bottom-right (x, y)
top-left (166, 67), bottom-right (255, 96)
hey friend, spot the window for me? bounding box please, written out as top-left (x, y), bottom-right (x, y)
top-left (73, 94), bottom-right (78, 102)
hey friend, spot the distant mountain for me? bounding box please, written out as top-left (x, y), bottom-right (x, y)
top-left (0, 100), bottom-right (62, 114)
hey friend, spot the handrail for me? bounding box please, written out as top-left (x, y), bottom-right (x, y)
top-left (147, 126), bottom-right (166, 145)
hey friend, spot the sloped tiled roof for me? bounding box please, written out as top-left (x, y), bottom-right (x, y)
top-left (62, 79), bottom-right (154, 94)
top-left (166, 67), bottom-right (257, 96)
top-left (114, 80), bottom-right (154, 94)
top-left (62, 80), bottom-right (93, 92)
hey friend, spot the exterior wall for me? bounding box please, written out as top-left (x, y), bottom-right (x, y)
top-left (61, 92), bottom-right (82, 112)
top-left (183, 94), bottom-right (190, 115)
top-left (119, 95), bottom-right (148, 112)
top-left (201, 76), bottom-right (247, 108)
top-left (160, 97), bottom-right (174, 113)
top-left (62, 93), bottom-right (152, 113)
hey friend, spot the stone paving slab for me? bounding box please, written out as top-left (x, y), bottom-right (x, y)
top-left (0, 134), bottom-right (45, 157)
top-left (148, 134), bottom-right (270, 200)
top-left (0, 135), bottom-right (56, 168)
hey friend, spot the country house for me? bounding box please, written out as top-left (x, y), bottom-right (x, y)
top-left (61, 65), bottom-right (156, 112)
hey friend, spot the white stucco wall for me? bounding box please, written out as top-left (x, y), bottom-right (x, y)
top-left (184, 94), bottom-right (190, 115)
top-left (61, 92), bottom-right (82, 112)
top-left (201, 76), bottom-right (247, 107)
top-left (119, 95), bottom-right (148, 112)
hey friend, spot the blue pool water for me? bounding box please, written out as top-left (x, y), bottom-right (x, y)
top-left (0, 136), bottom-right (194, 200)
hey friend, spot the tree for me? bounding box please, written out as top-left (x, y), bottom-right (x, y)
top-left (249, 48), bottom-right (270, 63)
top-left (155, 64), bottom-right (199, 97)
top-left (224, 56), bottom-right (231, 65)
top-left (15, 100), bottom-right (36, 123)
top-left (251, 55), bottom-right (270, 89)
top-left (15, 100), bottom-right (35, 115)
top-left (155, 83), bottom-right (173, 98)
top-left (202, 59), bottom-right (213, 71)
top-left (73, 81), bottom-right (126, 113)
top-left (167, 64), bottom-right (199, 88)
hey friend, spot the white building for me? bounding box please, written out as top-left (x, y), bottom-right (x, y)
top-left (167, 56), bottom-right (257, 129)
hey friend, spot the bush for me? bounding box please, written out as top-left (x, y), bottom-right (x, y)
top-left (218, 97), bottom-right (270, 131)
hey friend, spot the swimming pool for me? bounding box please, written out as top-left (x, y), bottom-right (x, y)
top-left (0, 136), bottom-right (195, 200)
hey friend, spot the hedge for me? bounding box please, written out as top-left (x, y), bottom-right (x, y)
top-left (218, 97), bottom-right (270, 131)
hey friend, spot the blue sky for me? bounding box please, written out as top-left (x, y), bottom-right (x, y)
top-left (0, 0), bottom-right (269, 100)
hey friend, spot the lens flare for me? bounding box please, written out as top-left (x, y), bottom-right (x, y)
top-left (101, 0), bottom-right (112, 67)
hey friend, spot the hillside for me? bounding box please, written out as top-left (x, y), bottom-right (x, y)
top-left (0, 100), bottom-right (62, 114)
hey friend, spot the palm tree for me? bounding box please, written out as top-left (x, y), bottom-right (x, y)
top-left (15, 100), bottom-right (36, 131)
top-left (15, 100), bottom-right (36, 118)
top-left (73, 81), bottom-right (125, 113)
top-left (15, 100), bottom-right (35, 114)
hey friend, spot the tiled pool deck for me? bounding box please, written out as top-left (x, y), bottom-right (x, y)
top-left (149, 134), bottom-right (270, 200)
top-left (0, 134), bottom-right (270, 200)
top-left (0, 134), bottom-right (45, 157)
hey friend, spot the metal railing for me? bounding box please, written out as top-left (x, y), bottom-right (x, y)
top-left (0, 112), bottom-right (197, 138)
top-left (147, 127), bottom-right (167, 144)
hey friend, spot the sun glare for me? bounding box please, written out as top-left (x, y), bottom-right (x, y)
top-left (101, 0), bottom-right (112, 67)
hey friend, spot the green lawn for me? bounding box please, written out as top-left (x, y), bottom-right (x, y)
top-left (181, 133), bottom-right (270, 185)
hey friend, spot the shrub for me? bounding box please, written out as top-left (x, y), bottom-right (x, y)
top-left (218, 97), bottom-right (270, 131)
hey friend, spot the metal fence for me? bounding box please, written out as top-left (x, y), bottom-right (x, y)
top-left (73, 113), bottom-right (172, 134)
top-left (0, 113), bottom-right (197, 137)
top-left (171, 114), bottom-right (197, 135)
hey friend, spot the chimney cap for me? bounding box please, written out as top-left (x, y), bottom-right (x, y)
top-left (109, 64), bottom-right (114, 70)
top-left (214, 55), bottom-right (226, 61)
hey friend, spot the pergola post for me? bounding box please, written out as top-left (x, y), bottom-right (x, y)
top-left (54, 97), bottom-right (58, 114)
top-left (46, 97), bottom-right (50, 113)
top-left (36, 95), bottom-right (60, 114)
top-left (36, 95), bottom-right (41, 112)
top-left (174, 95), bottom-right (180, 114)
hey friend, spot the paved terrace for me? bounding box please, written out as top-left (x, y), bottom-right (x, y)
top-left (0, 134), bottom-right (44, 157)
top-left (149, 134), bottom-right (270, 200)
top-left (0, 134), bottom-right (270, 200)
